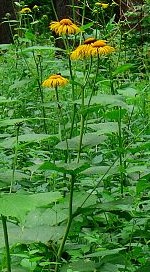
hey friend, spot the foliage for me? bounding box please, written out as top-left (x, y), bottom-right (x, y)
top-left (0, 0), bottom-right (150, 272)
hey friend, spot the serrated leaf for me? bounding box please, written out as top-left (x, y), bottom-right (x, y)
top-left (0, 118), bottom-right (27, 127)
top-left (0, 96), bottom-right (16, 104)
top-left (80, 22), bottom-right (94, 31)
top-left (96, 196), bottom-right (133, 212)
top-left (56, 133), bottom-right (107, 150)
top-left (0, 170), bottom-right (29, 184)
top-left (113, 64), bottom-right (133, 75)
top-left (76, 94), bottom-right (128, 109)
top-left (0, 134), bottom-right (58, 148)
top-left (87, 122), bottom-right (119, 134)
top-left (117, 87), bottom-right (137, 97)
top-left (0, 192), bottom-right (62, 221)
top-left (0, 221), bottom-right (65, 247)
top-left (85, 248), bottom-right (125, 258)
top-left (38, 161), bottom-right (90, 175)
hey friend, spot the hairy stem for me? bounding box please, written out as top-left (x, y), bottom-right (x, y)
top-left (1, 215), bottom-right (11, 272)
top-left (55, 174), bottom-right (75, 272)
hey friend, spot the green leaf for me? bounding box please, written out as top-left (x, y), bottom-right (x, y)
top-left (0, 118), bottom-right (27, 127)
top-left (0, 96), bottom-right (17, 104)
top-left (117, 87), bottom-right (137, 97)
top-left (87, 122), bottom-right (119, 134)
top-left (76, 94), bottom-right (128, 109)
top-left (80, 22), bottom-right (94, 31)
top-left (0, 170), bottom-right (29, 184)
top-left (0, 134), bottom-right (58, 148)
top-left (96, 197), bottom-right (133, 212)
top-left (85, 248), bottom-right (125, 258)
top-left (22, 46), bottom-right (64, 52)
top-left (113, 64), bottom-right (134, 75)
top-left (0, 221), bottom-right (65, 247)
top-left (56, 133), bottom-right (107, 150)
top-left (38, 161), bottom-right (90, 175)
top-left (0, 192), bottom-right (62, 221)
top-left (82, 165), bottom-right (117, 176)
top-left (61, 260), bottom-right (95, 272)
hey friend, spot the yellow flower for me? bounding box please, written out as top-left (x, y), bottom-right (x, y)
top-left (49, 18), bottom-right (80, 35)
top-left (89, 40), bottom-right (115, 56)
top-left (95, 2), bottom-right (109, 9)
top-left (42, 74), bottom-right (68, 88)
top-left (20, 7), bottom-right (31, 14)
top-left (33, 5), bottom-right (38, 9)
top-left (70, 37), bottom-right (96, 60)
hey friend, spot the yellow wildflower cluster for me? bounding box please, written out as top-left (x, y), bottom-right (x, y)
top-left (70, 38), bottom-right (115, 60)
top-left (95, 2), bottom-right (109, 9)
top-left (50, 19), bottom-right (80, 35)
top-left (20, 7), bottom-right (31, 14)
top-left (42, 74), bottom-right (68, 88)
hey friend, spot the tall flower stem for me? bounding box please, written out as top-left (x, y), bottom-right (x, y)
top-left (68, 56), bottom-right (75, 101)
top-left (118, 107), bottom-right (124, 196)
top-left (32, 51), bottom-right (48, 134)
top-left (88, 55), bottom-right (99, 106)
top-left (55, 86), bottom-right (69, 158)
top-left (77, 114), bottom-right (85, 163)
top-left (10, 122), bottom-right (21, 193)
top-left (55, 174), bottom-right (75, 272)
top-left (1, 215), bottom-right (11, 272)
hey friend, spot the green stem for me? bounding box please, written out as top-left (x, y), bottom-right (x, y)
top-left (80, 0), bottom-right (86, 43)
top-left (68, 56), bottom-right (75, 101)
top-left (10, 123), bottom-right (20, 193)
top-left (55, 174), bottom-right (75, 272)
top-left (1, 215), bottom-right (11, 272)
top-left (69, 103), bottom-right (77, 139)
top-left (77, 114), bottom-right (85, 163)
top-left (32, 51), bottom-right (48, 134)
top-left (50, 0), bottom-right (58, 20)
top-left (118, 107), bottom-right (124, 196)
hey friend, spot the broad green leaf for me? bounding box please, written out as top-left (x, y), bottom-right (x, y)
top-left (56, 133), bottom-right (107, 150)
top-left (126, 165), bottom-right (148, 174)
top-left (22, 46), bottom-right (64, 52)
top-left (0, 134), bottom-right (58, 148)
top-left (76, 94), bottom-right (128, 109)
top-left (82, 165), bottom-right (118, 176)
top-left (85, 248), bottom-right (125, 258)
top-left (96, 196), bottom-right (133, 212)
top-left (0, 118), bottom-right (27, 127)
top-left (135, 261), bottom-right (150, 272)
top-left (25, 207), bottom-right (68, 228)
top-left (0, 96), bottom-right (17, 104)
top-left (136, 175), bottom-right (150, 194)
top-left (9, 79), bottom-right (31, 90)
top-left (0, 192), bottom-right (62, 221)
top-left (113, 64), bottom-right (134, 75)
top-left (117, 87), bottom-right (137, 97)
top-left (87, 122), bottom-right (119, 134)
top-left (0, 170), bottom-right (29, 184)
top-left (98, 263), bottom-right (119, 272)
top-left (80, 22), bottom-right (94, 31)
top-left (0, 221), bottom-right (65, 247)
top-left (61, 260), bottom-right (95, 272)
top-left (38, 161), bottom-right (90, 175)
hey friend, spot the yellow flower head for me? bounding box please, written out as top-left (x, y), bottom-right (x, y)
top-left (33, 5), bottom-right (39, 10)
top-left (95, 2), bottom-right (109, 9)
top-left (83, 37), bottom-right (97, 45)
top-left (70, 37), bottom-right (96, 60)
top-left (89, 40), bottom-right (115, 56)
top-left (20, 7), bottom-right (31, 14)
top-left (42, 74), bottom-right (68, 88)
top-left (50, 18), bottom-right (80, 35)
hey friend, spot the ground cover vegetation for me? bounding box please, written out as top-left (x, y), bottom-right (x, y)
top-left (0, 0), bottom-right (150, 271)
